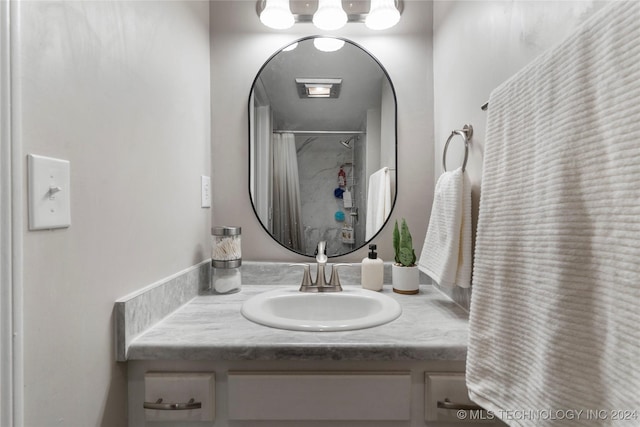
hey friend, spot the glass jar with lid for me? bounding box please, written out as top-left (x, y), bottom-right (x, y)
top-left (210, 226), bottom-right (241, 293)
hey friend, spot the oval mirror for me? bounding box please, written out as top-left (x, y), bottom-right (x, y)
top-left (249, 36), bottom-right (397, 257)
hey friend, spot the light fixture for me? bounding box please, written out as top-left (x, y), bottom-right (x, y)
top-left (296, 78), bottom-right (342, 99)
top-left (312, 0), bottom-right (347, 31)
top-left (307, 85), bottom-right (332, 97)
top-left (366, 0), bottom-right (401, 30)
top-left (259, 0), bottom-right (294, 30)
top-left (256, 0), bottom-right (402, 31)
top-left (313, 37), bottom-right (345, 52)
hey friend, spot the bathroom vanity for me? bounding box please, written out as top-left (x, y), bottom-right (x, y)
top-left (117, 263), bottom-right (503, 426)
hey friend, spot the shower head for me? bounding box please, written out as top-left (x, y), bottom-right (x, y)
top-left (340, 135), bottom-right (358, 149)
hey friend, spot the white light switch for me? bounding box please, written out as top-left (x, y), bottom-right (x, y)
top-left (201, 175), bottom-right (211, 208)
top-left (27, 154), bottom-right (71, 230)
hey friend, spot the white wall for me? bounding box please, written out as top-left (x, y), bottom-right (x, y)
top-left (15, 1), bottom-right (211, 425)
top-left (210, 0), bottom-right (434, 262)
top-left (1, 2), bottom-right (17, 426)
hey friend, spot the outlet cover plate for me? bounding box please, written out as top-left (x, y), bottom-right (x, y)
top-left (201, 175), bottom-right (211, 208)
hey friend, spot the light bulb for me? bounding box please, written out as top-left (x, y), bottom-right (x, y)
top-left (313, 0), bottom-right (347, 31)
top-left (282, 42), bottom-right (298, 52)
top-left (365, 0), bottom-right (400, 30)
top-left (260, 0), bottom-right (294, 30)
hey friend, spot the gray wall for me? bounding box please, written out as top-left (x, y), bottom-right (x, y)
top-left (16, 2), bottom-right (211, 425)
top-left (210, 0), bottom-right (434, 263)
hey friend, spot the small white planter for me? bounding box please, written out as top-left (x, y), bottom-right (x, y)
top-left (392, 264), bottom-right (419, 295)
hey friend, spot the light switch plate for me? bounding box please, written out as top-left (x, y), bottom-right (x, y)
top-left (201, 175), bottom-right (211, 208)
top-left (27, 154), bottom-right (71, 230)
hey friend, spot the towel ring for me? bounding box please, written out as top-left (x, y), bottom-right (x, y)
top-left (443, 124), bottom-right (473, 172)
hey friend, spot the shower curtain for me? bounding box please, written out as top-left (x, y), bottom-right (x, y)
top-left (271, 133), bottom-right (304, 251)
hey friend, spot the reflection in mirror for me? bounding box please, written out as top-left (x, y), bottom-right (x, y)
top-left (249, 37), bottom-right (397, 257)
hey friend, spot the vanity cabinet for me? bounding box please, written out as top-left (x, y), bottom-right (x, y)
top-left (425, 373), bottom-right (502, 425)
top-left (227, 372), bottom-right (411, 421)
top-left (144, 372), bottom-right (215, 423)
top-left (118, 281), bottom-right (483, 426)
top-left (128, 360), bottom-right (505, 427)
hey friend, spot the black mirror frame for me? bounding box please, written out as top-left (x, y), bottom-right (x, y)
top-left (247, 36), bottom-right (398, 258)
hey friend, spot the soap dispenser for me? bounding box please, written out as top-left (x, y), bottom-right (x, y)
top-left (361, 244), bottom-right (384, 291)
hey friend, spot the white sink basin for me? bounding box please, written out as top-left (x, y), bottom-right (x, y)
top-left (241, 288), bottom-right (402, 332)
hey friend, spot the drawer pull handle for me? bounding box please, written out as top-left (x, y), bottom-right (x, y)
top-left (437, 398), bottom-right (484, 411)
top-left (144, 398), bottom-right (202, 410)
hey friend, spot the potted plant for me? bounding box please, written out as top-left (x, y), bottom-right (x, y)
top-left (392, 218), bottom-right (419, 294)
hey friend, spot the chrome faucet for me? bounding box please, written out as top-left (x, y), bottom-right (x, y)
top-left (314, 241), bottom-right (328, 288)
top-left (290, 241), bottom-right (351, 292)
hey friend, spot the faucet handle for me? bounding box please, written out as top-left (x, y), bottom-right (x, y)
top-left (289, 263), bottom-right (314, 291)
top-left (328, 263), bottom-right (352, 290)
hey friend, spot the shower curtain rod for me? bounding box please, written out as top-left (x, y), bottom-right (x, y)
top-left (272, 130), bottom-right (366, 135)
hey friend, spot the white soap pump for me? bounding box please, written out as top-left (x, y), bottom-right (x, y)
top-left (361, 244), bottom-right (384, 291)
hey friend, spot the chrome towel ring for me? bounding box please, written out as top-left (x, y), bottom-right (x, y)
top-left (443, 124), bottom-right (473, 172)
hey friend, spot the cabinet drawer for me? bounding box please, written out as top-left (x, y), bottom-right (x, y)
top-left (228, 371), bottom-right (411, 421)
top-left (144, 372), bottom-right (215, 422)
top-left (425, 373), bottom-right (501, 425)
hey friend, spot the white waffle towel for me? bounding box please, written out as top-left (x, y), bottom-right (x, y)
top-left (366, 167), bottom-right (391, 240)
top-left (467, 2), bottom-right (640, 425)
top-left (418, 167), bottom-right (471, 288)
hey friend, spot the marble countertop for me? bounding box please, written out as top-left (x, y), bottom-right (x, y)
top-left (126, 284), bottom-right (470, 362)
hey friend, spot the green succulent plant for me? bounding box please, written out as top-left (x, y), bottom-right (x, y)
top-left (393, 218), bottom-right (416, 267)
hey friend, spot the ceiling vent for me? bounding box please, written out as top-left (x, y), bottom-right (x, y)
top-left (296, 78), bottom-right (342, 99)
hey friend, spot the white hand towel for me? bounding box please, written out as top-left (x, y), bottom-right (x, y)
top-left (418, 167), bottom-right (471, 288)
top-left (366, 167), bottom-right (391, 240)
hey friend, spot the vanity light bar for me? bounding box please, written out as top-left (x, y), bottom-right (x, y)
top-left (257, 0), bottom-right (403, 28)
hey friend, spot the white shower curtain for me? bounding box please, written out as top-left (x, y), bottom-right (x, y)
top-left (271, 133), bottom-right (304, 251)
